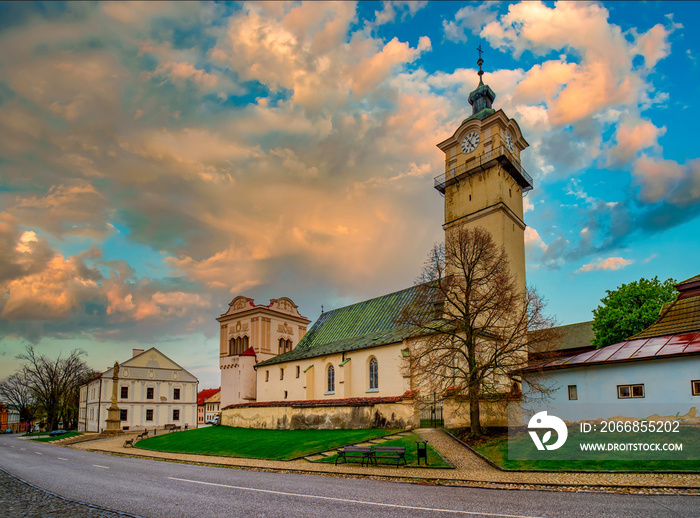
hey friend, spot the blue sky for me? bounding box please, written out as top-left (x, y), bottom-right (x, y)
top-left (1, 1), bottom-right (699, 389)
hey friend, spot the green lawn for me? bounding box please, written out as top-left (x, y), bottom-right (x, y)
top-left (31, 432), bottom-right (82, 442)
top-left (460, 428), bottom-right (700, 471)
top-left (135, 426), bottom-right (399, 460)
top-left (315, 432), bottom-right (451, 467)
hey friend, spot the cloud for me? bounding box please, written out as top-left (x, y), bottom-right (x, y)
top-left (632, 156), bottom-right (700, 206)
top-left (576, 257), bottom-right (634, 273)
top-left (443, 3), bottom-right (499, 44)
top-left (608, 119), bottom-right (666, 165)
top-left (374, 1), bottom-right (428, 27)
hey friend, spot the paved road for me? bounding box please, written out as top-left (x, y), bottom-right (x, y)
top-left (0, 435), bottom-right (697, 518)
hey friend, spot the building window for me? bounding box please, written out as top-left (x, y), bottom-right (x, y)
top-left (146, 409), bottom-right (154, 421)
top-left (284, 391), bottom-right (288, 399)
top-left (229, 337), bottom-right (235, 355)
top-left (120, 409), bottom-right (127, 421)
top-left (296, 366), bottom-right (300, 378)
top-left (265, 370), bottom-right (269, 382)
top-left (369, 358), bottom-right (378, 390)
top-left (280, 368), bottom-right (284, 380)
top-left (568, 385), bottom-right (578, 400)
top-left (173, 409), bottom-right (180, 421)
top-left (146, 387), bottom-right (154, 399)
top-left (174, 388), bottom-right (181, 400)
top-left (327, 365), bottom-right (335, 393)
top-left (692, 380), bottom-right (700, 396)
top-left (618, 384), bottom-right (645, 399)
top-left (121, 386), bottom-right (128, 399)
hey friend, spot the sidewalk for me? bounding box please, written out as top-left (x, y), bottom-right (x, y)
top-left (67, 428), bottom-right (700, 494)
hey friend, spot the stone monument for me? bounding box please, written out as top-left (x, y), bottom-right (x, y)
top-left (104, 361), bottom-right (123, 434)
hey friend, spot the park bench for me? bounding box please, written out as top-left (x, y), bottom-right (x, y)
top-left (369, 446), bottom-right (406, 467)
top-left (335, 446), bottom-right (373, 467)
top-left (136, 431), bottom-right (149, 440)
top-left (164, 424), bottom-right (181, 433)
top-left (123, 438), bottom-right (134, 448)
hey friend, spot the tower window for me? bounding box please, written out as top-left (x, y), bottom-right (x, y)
top-left (296, 366), bottom-right (300, 378)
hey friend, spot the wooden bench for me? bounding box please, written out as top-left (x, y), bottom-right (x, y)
top-left (164, 424), bottom-right (181, 433)
top-left (136, 431), bottom-right (149, 440)
top-left (335, 446), bottom-right (373, 467)
top-left (123, 438), bottom-right (134, 448)
top-left (369, 446), bottom-right (406, 467)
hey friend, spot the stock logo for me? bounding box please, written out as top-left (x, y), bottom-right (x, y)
top-left (528, 411), bottom-right (568, 451)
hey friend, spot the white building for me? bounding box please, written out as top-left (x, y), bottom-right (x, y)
top-left (79, 348), bottom-right (198, 432)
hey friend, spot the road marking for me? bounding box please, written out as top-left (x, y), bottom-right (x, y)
top-left (167, 477), bottom-right (543, 518)
top-left (20, 448), bottom-right (26, 451)
top-left (92, 465), bottom-right (110, 469)
top-left (34, 452), bottom-right (42, 455)
top-left (58, 457), bottom-right (68, 461)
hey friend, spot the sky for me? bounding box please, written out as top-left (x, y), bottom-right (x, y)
top-left (1, 1), bottom-right (699, 390)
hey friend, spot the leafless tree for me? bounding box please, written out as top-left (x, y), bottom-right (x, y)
top-left (0, 371), bottom-right (38, 426)
top-left (400, 227), bottom-right (559, 437)
top-left (17, 346), bottom-right (95, 430)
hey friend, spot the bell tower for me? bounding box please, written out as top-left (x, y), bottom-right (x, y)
top-left (434, 48), bottom-right (533, 292)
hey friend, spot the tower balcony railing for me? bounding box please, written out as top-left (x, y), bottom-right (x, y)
top-left (434, 144), bottom-right (534, 195)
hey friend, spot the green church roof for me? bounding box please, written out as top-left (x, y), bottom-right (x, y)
top-left (257, 285), bottom-right (423, 367)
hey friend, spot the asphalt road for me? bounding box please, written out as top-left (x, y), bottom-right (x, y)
top-left (0, 435), bottom-right (697, 518)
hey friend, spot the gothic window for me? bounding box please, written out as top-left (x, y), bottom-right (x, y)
top-left (327, 365), bottom-right (335, 393)
top-left (229, 337), bottom-right (235, 356)
top-left (243, 335), bottom-right (249, 351)
top-left (235, 337), bottom-right (242, 355)
top-left (279, 337), bottom-right (285, 354)
top-left (369, 358), bottom-right (378, 390)
top-left (286, 339), bottom-right (292, 352)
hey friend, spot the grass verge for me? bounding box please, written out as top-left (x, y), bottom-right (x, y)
top-left (31, 432), bottom-right (82, 442)
top-left (453, 427), bottom-right (700, 471)
top-left (135, 426), bottom-right (399, 460)
top-left (314, 432), bottom-right (451, 467)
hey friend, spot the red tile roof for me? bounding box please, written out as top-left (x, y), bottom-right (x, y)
top-left (197, 388), bottom-right (220, 406)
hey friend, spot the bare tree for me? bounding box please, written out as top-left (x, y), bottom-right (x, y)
top-left (0, 371), bottom-right (38, 427)
top-left (18, 346), bottom-right (95, 431)
top-left (400, 227), bottom-right (559, 437)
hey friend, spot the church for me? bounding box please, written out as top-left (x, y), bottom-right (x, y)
top-left (217, 56), bottom-right (533, 429)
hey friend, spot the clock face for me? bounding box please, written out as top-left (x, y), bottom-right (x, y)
top-left (461, 131), bottom-right (480, 154)
top-left (504, 131), bottom-right (514, 153)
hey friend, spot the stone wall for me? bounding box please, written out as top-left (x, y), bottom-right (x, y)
top-left (221, 396), bottom-right (418, 430)
top-left (443, 396), bottom-right (521, 429)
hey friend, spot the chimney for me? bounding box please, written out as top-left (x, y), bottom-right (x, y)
top-left (133, 348), bottom-right (144, 358)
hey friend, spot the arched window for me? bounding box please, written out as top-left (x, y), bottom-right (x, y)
top-left (235, 336), bottom-right (242, 355)
top-left (327, 365), bottom-right (335, 393)
top-left (286, 339), bottom-right (292, 352)
top-left (242, 335), bottom-right (249, 351)
top-left (369, 357), bottom-right (378, 390)
top-left (278, 338), bottom-right (285, 354)
top-left (228, 337), bottom-right (235, 356)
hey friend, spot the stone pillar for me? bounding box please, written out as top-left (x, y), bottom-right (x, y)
top-left (104, 361), bottom-right (123, 435)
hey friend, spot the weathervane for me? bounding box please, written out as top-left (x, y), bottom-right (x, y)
top-left (477, 44), bottom-right (485, 85)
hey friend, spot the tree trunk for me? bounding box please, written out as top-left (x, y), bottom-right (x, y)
top-left (469, 383), bottom-right (482, 436)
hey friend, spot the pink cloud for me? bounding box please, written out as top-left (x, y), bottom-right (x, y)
top-left (576, 257), bottom-right (634, 273)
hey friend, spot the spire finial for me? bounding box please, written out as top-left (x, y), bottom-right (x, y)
top-left (476, 44), bottom-right (484, 86)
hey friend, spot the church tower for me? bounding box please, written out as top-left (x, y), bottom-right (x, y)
top-left (435, 50), bottom-right (533, 292)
